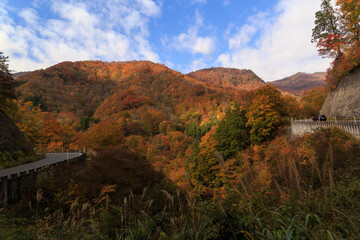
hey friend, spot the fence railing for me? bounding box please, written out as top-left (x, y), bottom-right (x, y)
top-left (0, 152), bottom-right (86, 207)
top-left (291, 119), bottom-right (360, 139)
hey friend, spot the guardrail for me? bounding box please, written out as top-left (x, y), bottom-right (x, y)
top-left (0, 152), bottom-right (86, 207)
top-left (291, 119), bottom-right (360, 139)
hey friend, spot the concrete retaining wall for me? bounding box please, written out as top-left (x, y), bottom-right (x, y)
top-left (291, 120), bottom-right (360, 139)
top-left (0, 153), bottom-right (86, 207)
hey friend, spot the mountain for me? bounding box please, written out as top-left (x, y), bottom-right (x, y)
top-left (271, 72), bottom-right (326, 95)
top-left (186, 67), bottom-right (265, 91)
top-left (16, 61), bottom-right (238, 126)
top-left (17, 61), bottom-right (120, 117)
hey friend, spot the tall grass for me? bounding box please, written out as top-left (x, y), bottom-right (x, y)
top-left (1, 130), bottom-right (360, 239)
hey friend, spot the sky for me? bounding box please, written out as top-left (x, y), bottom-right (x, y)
top-left (0, 0), bottom-right (332, 81)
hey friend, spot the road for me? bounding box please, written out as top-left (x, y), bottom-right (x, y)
top-left (0, 152), bottom-right (83, 178)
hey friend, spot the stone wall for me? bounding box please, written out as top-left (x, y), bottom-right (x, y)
top-left (291, 120), bottom-right (360, 139)
top-left (0, 153), bottom-right (86, 207)
top-left (321, 67), bottom-right (360, 117)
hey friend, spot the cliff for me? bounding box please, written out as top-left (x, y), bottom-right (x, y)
top-left (0, 110), bottom-right (34, 165)
top-left (320, 67), bottom-right (360, 117)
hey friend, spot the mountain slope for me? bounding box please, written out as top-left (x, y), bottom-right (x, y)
top-left (271, 72), bottom-right (326, 95)
top-left (0, 110), bottom-right (34, 168)
top-left (16, 61), bottom-right (236, 126)
top-left (186, 67), bottom-right (265, 91)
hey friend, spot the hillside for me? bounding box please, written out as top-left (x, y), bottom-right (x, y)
top-left (16, 61), bottom-right (237, 122)
top-left (15, 61), bottom-right (245, 153)
top-left (0, 110), bottom-right (34, 168)
top-left (272, 72), bottom-right (326, 95)
top-left (186, 67), bottom-right (265, 90)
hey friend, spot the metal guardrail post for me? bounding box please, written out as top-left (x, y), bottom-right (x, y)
top-left (10, 174), bottom-right (18, 203)
top-left (1, 176), bottom-right (8, 207)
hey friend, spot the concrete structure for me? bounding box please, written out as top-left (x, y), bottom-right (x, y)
top-left (0, 152), bottom-right (86, 207)
top-left (291, 119), bottom-right (360, 139)
top-left (321, 67), bottom-right (360, 118)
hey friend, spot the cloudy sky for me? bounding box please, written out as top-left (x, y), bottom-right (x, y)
top-left (1, 0), bottom-right (332, 81)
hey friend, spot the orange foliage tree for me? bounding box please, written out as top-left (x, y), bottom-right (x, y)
top-left (81, 119), bottom-right (124, 151)
top-left (38, 112), bottom-right (64, 152)
top-left (14, 100), bottom-right (42, 147)
top-left (245, 84), bottom-right (287, 144)
top-left (299, 87), bottom-right (328, 117)
top-left (313, 0), bottom-right (360, 89)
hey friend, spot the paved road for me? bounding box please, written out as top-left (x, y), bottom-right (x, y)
top-left (0, 153), bottom-right (83, 178)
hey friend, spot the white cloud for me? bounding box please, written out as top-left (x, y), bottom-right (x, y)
top-left (18, 8), bottom-right (39, 25)
top-left (0, 0), bottom-right (160, 72)
top-left (193, 37), bottom-right (215, 55)
top-left (228, 24), bottom-right (256, 49)
top-left (217, 0), bottom-right (331, 81)
top-left (137, 0), bottom-right (161, 16)
top-left (190, 58), bottom-right (207, 72)
top-left (169, 11), bottom-right (216, 56)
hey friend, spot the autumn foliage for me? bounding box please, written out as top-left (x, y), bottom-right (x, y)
top-left (312, 0), bottom-right (360, 89)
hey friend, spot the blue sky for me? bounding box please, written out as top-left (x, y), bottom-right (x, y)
top-left (0, 0), bottom-right (331, 81)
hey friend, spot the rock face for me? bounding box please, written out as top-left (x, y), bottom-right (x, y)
top-left (320, 67), bottom-right (360, 117)
top-left (0, 110), bottom-right (34, 162)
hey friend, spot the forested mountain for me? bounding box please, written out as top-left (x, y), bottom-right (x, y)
top-left (14, 60), bottom-right (291, 188)
top-left (271, 72), bottom-right (326, 95)
top-left (17, 61), bottom-right (244, 120)
top-left (14, 60), bottom-right (329, 156)
top-left (186, 67), bottom-right (265, 90)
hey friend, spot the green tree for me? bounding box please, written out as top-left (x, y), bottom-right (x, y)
top-left (312, 0), bottom-right (344, 58)
top-left (0, 52), bottom-right (16, 113)
top-left (214, 106), bottom-right (249, 160)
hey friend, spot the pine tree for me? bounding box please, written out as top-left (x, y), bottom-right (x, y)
top-left (312, 0), bottom-right (344, 58)
top-left (0, 52), bottom-right (16, 113)
top-left (214, 106), bottom-right (249, 159)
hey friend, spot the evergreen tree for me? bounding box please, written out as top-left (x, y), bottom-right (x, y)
top-left (312, 0), bottom-right (343, 58)
top-left (0, 52), bottom-right (16, 113)
top-left (214, 106), bottom-right (249, 160)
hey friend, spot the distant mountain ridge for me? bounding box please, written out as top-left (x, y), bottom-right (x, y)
top-left (186, 67), bottom-right (265, 91)
top-left (13, 71), bottom-right (31, 79)
top-left (271, 72), bottom-right (326, 95)
top-left (17, 62), bottom-right (268, 120)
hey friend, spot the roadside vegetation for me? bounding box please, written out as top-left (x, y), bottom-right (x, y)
top-left (1, 127), bottom-right (360, 239)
